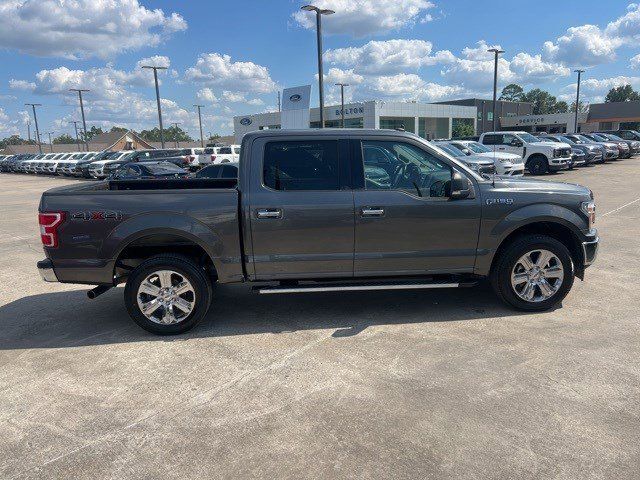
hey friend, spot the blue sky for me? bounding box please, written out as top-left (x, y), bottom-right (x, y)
top-left (1, 0), bottom-right (639, 139)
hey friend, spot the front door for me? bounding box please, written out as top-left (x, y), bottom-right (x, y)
top-left (353, 138), bottom-right (481, 276)
top-left (497, 133), bottom-right (524, 156)
top-left (249, 137), bottom-right (355, 280)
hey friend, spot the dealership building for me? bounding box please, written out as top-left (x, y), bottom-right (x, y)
top-left (233, 100), bottom-right (477, 143)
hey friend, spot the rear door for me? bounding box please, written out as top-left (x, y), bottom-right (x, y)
top-left (248, 136), bottom-right (354, 280)
top-left (352, 136), bottom-right (481, 276)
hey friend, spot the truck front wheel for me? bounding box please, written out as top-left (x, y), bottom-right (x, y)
top-left (124, 255), bottom-right (212, 335)
top-left (491, 234), bottom-right (574, 311)
top-left (526, 155), bottom-right (549, 175)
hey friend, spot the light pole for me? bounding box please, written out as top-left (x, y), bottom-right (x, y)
top-left (69, 89), bottom-right (89, 151)
top-left (193, 105), bottom-right (205, 147)
top-left (487, 48), bottom-right (505, 132)
top-left (574, 69), bottom-right (585, 133)
top-left (171, 122), bottom-right (181, 148)
top-left (69, 121), bottom-right (81, 151)
top-left (142, 65), bottom-right (168, 148)
top-left (27, 119), bottom-right (31, 142)
top-left (47, 131), bottom-right (54, 153)
top-left (335, 83), bottom-right (349, 128)
top-left (25, 103), bottom-right (42, 154)
top-left (301, 5), bottom-right (335, 128)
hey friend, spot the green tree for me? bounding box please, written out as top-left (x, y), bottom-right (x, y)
top-left (53, 134), bottom-right (75, 144)
top-left (140, 126), bottom-right (193, 142)
top-left (499, 84), bottom-right (525, 102)
top-left (570, 100), bottom-right (589, 113)
top-left (81, 126), bottom-right (104, 141)
top-left (521, 89), bottom-right (564, 115)
top-left (109, 126), bottom-right (129, 133)
top-left (451, 119), bottom-right (475, 138)
top-left (207, 134), bottom-right (221, 142)
top-left (0, 135), bottom-right (35, 149)
top-left (604, 85), bottom-right (640, 103)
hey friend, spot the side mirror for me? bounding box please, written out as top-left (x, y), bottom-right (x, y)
top-left (450, 171), bottom-right (471, 200)
top-left (510, 139), bottom-right (523, 147)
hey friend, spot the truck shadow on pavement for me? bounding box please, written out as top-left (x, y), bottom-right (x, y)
top-left (0, 282), bottom-right (547, 350)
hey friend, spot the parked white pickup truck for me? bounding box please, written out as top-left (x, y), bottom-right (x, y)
top-left (210, 145), bottom-right (241, 164)
top-left (479, 131), bottom-right (572, 175)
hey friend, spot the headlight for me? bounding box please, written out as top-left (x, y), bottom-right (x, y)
top-left (581, 200), bottom-right (596, 229)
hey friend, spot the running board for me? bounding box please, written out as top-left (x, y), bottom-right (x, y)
top-left (255, 280), bottom-right (476, 295)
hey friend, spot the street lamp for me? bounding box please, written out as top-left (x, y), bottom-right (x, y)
top-left (193, 104), bottom-right (205, 147)
top-left (46, 131), bottom-right (54, 153)
top-left (335, 83), bottom-right (349, 128)
top-left (69, 89), bottom-right (89, 151)
top-left (25, 103), bottom-right (42, 154)
top-left (574, 69), bottom-right (585, 133)
top-left (487, 48), bottom-right (505, 132)
top-left (142, 65), bottom-right (168, 148)
top-left (69, 121), bottom-right (82, 151)
top-left (301, 4), bottom-right (334, 128)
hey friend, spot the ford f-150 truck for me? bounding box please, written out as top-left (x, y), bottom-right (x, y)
top-left (37, 129), bottom-right (599, 335)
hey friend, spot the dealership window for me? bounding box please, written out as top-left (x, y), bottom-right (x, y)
top-left (487, 112), bottom-right (494, 121)
top-left (379, 117), bottom-right (415, 133)
top-left (312, 118), bottom-right (363, 128)
top-left (263, 140), bottom-right (340, 191)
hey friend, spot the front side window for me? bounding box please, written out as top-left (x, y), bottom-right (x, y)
top-left (502, 134), bottom-right (517, 145)
top-left (518, 133), bottom-right (541, 143)
top-left (263, 140), bottom-right (340, 191)
top-left (362, 140), bottom-right (452, 198)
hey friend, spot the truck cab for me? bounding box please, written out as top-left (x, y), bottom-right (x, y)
top-left (479, 131), bottom-right (572, 175)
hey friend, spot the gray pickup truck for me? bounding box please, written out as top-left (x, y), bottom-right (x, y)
top-left (37, 129), bottom-right (599, 334)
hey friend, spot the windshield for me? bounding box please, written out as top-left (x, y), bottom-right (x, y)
top-left (588, 133), bottom-right (607, 141)
top-left (464, 142), bottom-right (491, 154)
top-left (604, 133), bottom-right (624, 141)
top-left (558, 136), bottom-right (576, 145)
top-left (146, 163), bottom-right (185, 174)
top-left (518, 133), bottom-right (541, 143)
top-left (435, 143), bottom-right (465, 157)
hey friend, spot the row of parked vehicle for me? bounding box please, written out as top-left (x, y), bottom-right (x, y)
top-left (0, 144), bottom-right (241, 178)
top-left (446, 129), bottom-right (640, 176)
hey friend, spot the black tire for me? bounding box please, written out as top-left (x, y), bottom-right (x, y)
top-left (526, 155), bottom-right (549, 175)
top-left (490, 234), bottom-right (574, 311)
top-left (124, 254), bottom-right (213, 335)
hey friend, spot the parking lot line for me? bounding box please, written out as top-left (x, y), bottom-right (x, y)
top-left (601, 197), bottom-right (640, 217)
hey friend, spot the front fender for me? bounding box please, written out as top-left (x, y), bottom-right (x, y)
top-left (475, 203), bottom-right (587, 276)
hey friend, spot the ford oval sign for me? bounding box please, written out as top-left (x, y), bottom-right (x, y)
top-left (289, 94), bottom-right (301, 102)
top-left (239, 117), bottom-right (252, 126)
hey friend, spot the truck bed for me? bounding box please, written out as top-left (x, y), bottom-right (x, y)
top-left (40, 179), bottom-right (244, 285)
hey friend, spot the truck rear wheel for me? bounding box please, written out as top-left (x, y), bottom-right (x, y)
top-left (490, 234), bottom-right (574, 311)
top-left (124, 255), bottom-right (212, 335)
top-left (526, 155), bottom-right (549, 175)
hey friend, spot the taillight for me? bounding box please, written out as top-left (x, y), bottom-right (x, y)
top-left (186, 155), bottom-right (195, 163)
top-left (39, 212), bottom-right (65, 248)
top-left (211, 155), bottom-right (216, 161)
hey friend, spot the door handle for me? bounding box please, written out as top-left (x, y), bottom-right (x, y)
top-left (361, 207), bottom-right (385, 217)
top-left (256, 208), bottom-right (282, 219)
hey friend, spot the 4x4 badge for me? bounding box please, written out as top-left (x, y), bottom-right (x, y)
top-left (485, 198), bottom-right (514, 206)
top-left (71, 211), bottom-right (122, 221)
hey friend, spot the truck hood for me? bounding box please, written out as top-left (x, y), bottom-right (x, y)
top-left (494, 177), bottom-right (591, 196)
top-left (477, 151), bottom-right (522, 162)
top-left (535, 141), bottom-right (572, 149)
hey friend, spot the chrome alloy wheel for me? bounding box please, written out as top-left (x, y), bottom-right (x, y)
top-left (136, 270), bottom-right (195, 324)
top-left (510, 249), bottom-right (564, 303)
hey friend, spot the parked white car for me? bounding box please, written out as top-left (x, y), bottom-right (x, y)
top-left (210, 145), bottom-right (241, 164)
top-left (88, 151), bottom-right (133, 178)
top-left (479, 131), bottom-right (572, 175)
top-left (56, 152), bottom-right (93, 175)
top-left (448, 140), bottom-right (525, 177)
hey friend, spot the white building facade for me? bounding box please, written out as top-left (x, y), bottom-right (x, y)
top-left (233, 100), bottom-right (477, 143)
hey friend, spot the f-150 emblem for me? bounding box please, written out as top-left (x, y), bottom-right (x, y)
top-left (71, 211), bottom-right (122, 221)
top-left (485, 198), bottom-right (514, 206)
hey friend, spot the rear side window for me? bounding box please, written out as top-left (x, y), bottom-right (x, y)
top-left (263, 140), bottom-right (340, 191)
top-left (221, 165), bottom-right (238, 178)
top-left (482, 134), bottom-right (500, 145)
top-left (219, 147), bottom-right (232, 154)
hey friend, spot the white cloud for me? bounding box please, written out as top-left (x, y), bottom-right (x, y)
top-left (509, 53), bottom-right (571, 81)
top-left (0, 107), bottom-right (25, 136)
top-left (366, 73), bottom-right (463, 101)
top-left (631, 54), bottom-right (640, 69)
top-left (184, 53), bottom-right (277, 93)
top-left (326, 39), bottom-right (454, 74)
top-left (196, 88), bottom-right (219, 104)
top-left (292, 0), bottom-right (435, 37)
top-left (560, 75), bottom-right (640, 103)
top-left (0, 0), bottom-right (187, 60)
top-left (543, 4), bottom-right (640, 67)
top-left (9, 79), bottom-right (36, 91)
